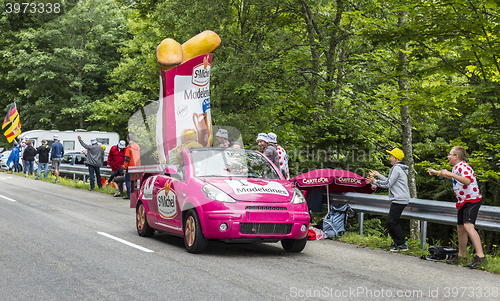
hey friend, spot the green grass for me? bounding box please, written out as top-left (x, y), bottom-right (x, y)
top-left (6, 170), bottom-right (120, 196)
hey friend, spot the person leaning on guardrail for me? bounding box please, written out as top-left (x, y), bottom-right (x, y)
top-left (366, 148), bottom-right (410, 252)
top-left (426, 146), bottom-right (486, 269)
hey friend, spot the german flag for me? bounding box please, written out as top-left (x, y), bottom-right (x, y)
top-left (3, 115), bottom-right (21, 143)
top-left (2, 102), bottom-right (19, 130)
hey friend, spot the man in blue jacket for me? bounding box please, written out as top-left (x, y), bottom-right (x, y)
top-left (50, 135), bottom-right (64, 183)
top-left (6, 141), bottom-right (20, 173)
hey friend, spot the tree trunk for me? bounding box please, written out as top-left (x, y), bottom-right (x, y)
top-left (397, 11), bottom-right (419, 240)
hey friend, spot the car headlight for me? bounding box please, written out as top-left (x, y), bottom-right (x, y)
top-left (202, 184), bottom-right (236, 203)
top-left (291, 187), bottom-right (306, 204)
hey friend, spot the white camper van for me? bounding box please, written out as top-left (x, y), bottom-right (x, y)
top-left (18, 130), bottom-right (120, 153)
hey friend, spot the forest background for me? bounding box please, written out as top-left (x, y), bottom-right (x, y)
top-left (1, 0), bottom-right (499, 247)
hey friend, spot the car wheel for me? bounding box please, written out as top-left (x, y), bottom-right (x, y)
top-left (281, 236), bottom-right (307, 253)
top-left (183, 209), bottom-right (209, 253)
top-left (136, 201), bottom-right (155, 237)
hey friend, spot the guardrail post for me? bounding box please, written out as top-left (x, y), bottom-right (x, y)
top-left (73, 174), bottom-right (76, 182)
top-left (420, 220), bottom-right (427, 249)
top-left (358, 212), bottom-right (364, 235)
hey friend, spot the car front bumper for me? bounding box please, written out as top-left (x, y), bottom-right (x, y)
top-left (201, 203), bottom-right (310, 241)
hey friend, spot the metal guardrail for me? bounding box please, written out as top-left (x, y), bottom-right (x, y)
top-left (55, 165), bottom-right (113, 182)
top-left (329, 192), bottom-right (500, 248)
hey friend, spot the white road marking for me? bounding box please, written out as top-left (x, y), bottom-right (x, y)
top-left (97, 232), bottom-right (154, 253)
top-left (0, 194), bottom-right (17, 202)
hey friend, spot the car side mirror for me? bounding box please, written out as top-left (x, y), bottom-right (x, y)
top-left (164, 165), bottom-right (178, 176)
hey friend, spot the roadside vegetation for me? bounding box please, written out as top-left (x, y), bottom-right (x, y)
top-left (5, 170), bottom-right (119, 196)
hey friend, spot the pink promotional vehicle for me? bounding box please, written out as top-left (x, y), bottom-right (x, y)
top-left (129, 147), bottom-right (310, 253)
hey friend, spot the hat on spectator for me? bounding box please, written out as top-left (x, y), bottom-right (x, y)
top-left (91, 138), bottom-right (97, 145)
top-left (256, 133), bottom-right (269, 143)
top-left (386, 148), bottom-right (404, 161)
top-left (267, 132), bottom-right (277, 144)
top-left (118, 140), bottom-right (126, 149)
top-left (53, 135), bottom-right (58, 140)
top-left (42, 139), bottom-right (47, 144)
top-left (216, 129), bottom-right (228, 139)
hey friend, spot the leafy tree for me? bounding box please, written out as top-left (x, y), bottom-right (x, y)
top-left (3, 0), bottom-right (129, 131)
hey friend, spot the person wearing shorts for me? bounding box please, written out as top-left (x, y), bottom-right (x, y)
top-left (427, 146), bottom-right (486, 268)
top-left (50, 135), bottom-right (65, 183)
top-left (458, 201), bottom-right (482, 226)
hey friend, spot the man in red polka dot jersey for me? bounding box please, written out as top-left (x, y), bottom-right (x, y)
top-left (268, 132), bottom-right (289, 180)
top-left (427, 146), bottom-right (486, 268)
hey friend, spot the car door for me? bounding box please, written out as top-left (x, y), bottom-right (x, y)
top-left (153, 174), bottom-right (183, 235)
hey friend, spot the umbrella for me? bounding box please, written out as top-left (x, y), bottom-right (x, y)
top-left (290, 169), bottom-right (376, 209)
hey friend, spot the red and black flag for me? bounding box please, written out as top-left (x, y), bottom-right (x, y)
top-left (2, 102), bottom-right (19, 130)
top-left (2, 102), bottom-right (22, 143)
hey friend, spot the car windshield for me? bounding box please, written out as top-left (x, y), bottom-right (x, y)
top-left (190, 148), bottom-right (280, 179)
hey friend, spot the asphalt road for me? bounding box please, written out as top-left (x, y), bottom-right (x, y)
top-left (1, 172), bottom-right (499, 301)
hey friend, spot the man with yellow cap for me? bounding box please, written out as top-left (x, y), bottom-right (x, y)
top-left (366, 147), bottom-right (410, 252)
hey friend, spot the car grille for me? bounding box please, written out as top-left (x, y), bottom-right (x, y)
top-left (245, 206), bottom-right (287, 211)
top-left (239, 223), bottom-right (293, 235)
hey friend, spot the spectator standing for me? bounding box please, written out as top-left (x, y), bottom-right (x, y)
top-left (268, 132), bottom-right (290, 180)
top-left (78, 136), bottom-right (104, 191)
top-left (20, 137), bottom-right (27, 172)
top-left (122, 134), bottom-right (141, 200)
top-left (6, 141), bottom-right (20, 173)
top-left (23, 140), bottom-right (36, 177)
top-left (426, 146), bottom-right (486, 269)
top-left (50, 135), bottom-right (64, 183)
top-left (107, 140), bottom-right (126, 196)
top-left (366, 148), bottom-right (410, 252)
top-left (36, 139), bottom-right (51, 180)
top-left (256, 133), bottom-right (279, 168)
top-left (107, 140), bottom-right (126, 171)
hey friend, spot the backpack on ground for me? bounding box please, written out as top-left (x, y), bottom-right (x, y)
top-left (421, 245), bottom-right (458, 261)
top-left (322, 204), bottom-right (354, 238)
